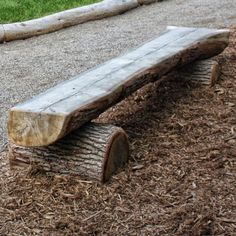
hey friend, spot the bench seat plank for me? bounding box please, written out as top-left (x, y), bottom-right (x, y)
top-left (8, 26), bottom-right (229, 146)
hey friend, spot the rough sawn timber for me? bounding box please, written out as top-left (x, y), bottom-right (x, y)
top-left (9, 123), bottom-right (129, 182)
top-left (8, 26), bottom-right (230, 146)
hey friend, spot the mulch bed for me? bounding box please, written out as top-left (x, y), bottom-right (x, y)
top-left (0, 27), bottom-right (235, 235)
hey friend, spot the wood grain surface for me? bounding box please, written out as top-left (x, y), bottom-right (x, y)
top-left (8, 26), bottom-right (230, 146)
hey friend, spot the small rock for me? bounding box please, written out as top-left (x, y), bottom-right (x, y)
top-left (226, 102), bottom-right (235, 107)
top-left (132, 164), bottom-right (145, 170)
top-left (228, 139), bottom-right (236, 145)
top-left (215, 88), bottom-right (224, 94)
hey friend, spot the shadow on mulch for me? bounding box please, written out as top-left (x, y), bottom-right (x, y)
top-left (0, 27), bottom-right (235, 235)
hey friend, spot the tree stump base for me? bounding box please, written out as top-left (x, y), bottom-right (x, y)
top-left (177, 59), bottom-right (220, 86)
top-left (9, 123), bottom-right (129, 183)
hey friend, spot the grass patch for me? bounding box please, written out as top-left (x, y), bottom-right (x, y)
top-left (0, 0), bottom-right (101, 23)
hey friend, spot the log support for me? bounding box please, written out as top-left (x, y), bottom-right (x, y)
top-left (9, 123), bottom-right (129, 183)
top-left (177, 59), bottom-right (220, 86)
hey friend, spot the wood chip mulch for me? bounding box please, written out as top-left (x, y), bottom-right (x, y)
top-left (0, 27), bottom-right (235, 235)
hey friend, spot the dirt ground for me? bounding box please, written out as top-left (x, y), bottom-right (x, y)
top-left (0, 28), bottom-right (235, 235)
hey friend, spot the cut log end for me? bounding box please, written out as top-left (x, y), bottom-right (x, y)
top-left (210, 61), bottom-right (220, 86)
top-left (103, 130), bottom-right (129, 182)
top-left (8, 110), bottom-right (67, 147)
top-left (9, 123), bottom-right (129, 183)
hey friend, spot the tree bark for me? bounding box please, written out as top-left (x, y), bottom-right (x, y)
top-left (8, 26), bottom-right (229, 147)
top-left (9, 123), bottom-right (129, 183)
top-left (0, 0), bottom-right (138, 43)
top-left (176, 58), bottom-right (220, 86)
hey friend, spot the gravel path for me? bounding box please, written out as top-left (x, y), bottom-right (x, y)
top-left (0, 0), bottom-right (236, 149)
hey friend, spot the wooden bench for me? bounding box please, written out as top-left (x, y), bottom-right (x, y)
top-left (8, 26), bottom-right (229, 182)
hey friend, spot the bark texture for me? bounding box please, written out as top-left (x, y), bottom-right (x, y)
top-left (8, 26), bottom-right (230, 146)
top-left (9, 123), bottom-right (129, 183)
top-left (177, 58), bottom-right (220, 86)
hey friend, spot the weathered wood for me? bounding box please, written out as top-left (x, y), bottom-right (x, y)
top-left (8, 26), bottom-right (229, 146)
top-left (0, 0), bottom-right (138, 43)
top-left (9, 123), bottom-right (129, 182)
top-left (176, 59), bottom-right (220, 86)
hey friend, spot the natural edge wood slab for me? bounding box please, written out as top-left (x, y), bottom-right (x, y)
top-left (9, 123), bottom-right (129, 183)
top-left (8, 26), bottom-right (230, 146)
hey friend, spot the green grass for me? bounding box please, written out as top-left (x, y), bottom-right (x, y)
top-left (0, 0), bottom-right (101, 23)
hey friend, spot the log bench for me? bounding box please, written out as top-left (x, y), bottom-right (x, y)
top-left (8, 26), bottom-right (229, 182)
